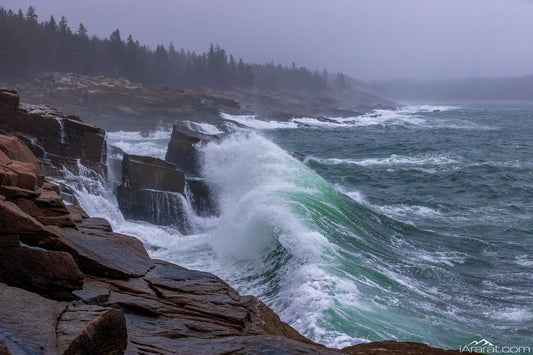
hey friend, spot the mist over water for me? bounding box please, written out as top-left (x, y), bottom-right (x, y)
top-left (63, 105), bottom-right (533, 349)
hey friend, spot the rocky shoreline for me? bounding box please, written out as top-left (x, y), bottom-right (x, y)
top-left (7, 72), bottom-right (397, 132)
top-left (0, 89), bottom-right (465, 354)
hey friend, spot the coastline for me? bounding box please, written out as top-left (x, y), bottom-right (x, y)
top-left (0, 88), bottom-right (469, 354)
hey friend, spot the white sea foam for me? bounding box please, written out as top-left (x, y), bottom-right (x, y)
top-left (379, 205), bottom-right (444, 219)
top-left (334, 184), bottom-right (367, 204)
top-left (484, 307), bottom-right (533, 323)
top-left (291, 112), bottom-right (426, 128)
top-left (515, 255), bottom-right (533, 267)
top-left (221, 105), bottom-right (496, 133)
top-left (106, 129), bottom-right (172, 159)
top-left (197, 132), bottom-right (370, 346)
top-left (220, 112), bottom-right (299, 130)
top-left (412, 250), bottom-right (467, 267)
top-left (184, 121), bottom-right (224, 135)
top-left (309, 153), bottom-right (459, 167)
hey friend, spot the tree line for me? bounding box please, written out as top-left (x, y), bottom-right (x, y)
top-left (0, 6), bottom-right (337, 93)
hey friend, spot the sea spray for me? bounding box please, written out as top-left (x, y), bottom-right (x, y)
top-left (198, 132), bottom-right (374, 346)
top-left (60, 105), bottom-right (533, 349)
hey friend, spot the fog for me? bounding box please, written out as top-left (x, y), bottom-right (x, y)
top-left (3, 0), bottom-right (533, 80)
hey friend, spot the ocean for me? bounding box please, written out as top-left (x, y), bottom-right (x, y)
top-left (62, 104), bottom-right (533, 350)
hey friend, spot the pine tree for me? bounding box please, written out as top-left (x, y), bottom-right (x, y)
top-left (47, 15), bottom-right (57, 31)
top-left (78, 23), bottom-right (88, 39)
top-left (25, 6), bottom-right (37, 22)
top-left (58, 16), bottom-right (70, 34)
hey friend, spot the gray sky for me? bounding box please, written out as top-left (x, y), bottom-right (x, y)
top-left (3, 0), bottom-right (533, 80)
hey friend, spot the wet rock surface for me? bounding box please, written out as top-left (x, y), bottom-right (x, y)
top-left (0, 89), bottom-right (106, 179)
top-left (165, 124), bottom-right (219, 177)
top-left (186, 177), bottom-right (218, 216)
top-left (119, 154), bottom-right (185, 193)
top-left (116, 153), bottom-right (190, 231)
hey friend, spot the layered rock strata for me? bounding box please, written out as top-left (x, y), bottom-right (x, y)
top-left (165, 124), bottom-right (219, 216)
top-left (0, 89), bottom-right (106, 178)
top-left (116, 154), bottom-right (191, 231)
top-left (165, 124), bottom-right (219, 178)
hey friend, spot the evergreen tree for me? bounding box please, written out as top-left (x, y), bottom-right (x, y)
top-left (25, 6), bottom-right (37, 22)
top-left (78, 23), bottom-right (88, 39)
top-left (58, 16), bottom-right (70, 34)
top-left (47, 15), bottom-right (57, 31)
top-left (0, 7), bottom-right (329, 92)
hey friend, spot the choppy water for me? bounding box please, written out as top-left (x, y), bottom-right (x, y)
top-left (66, 105), bottom-right (532, 350)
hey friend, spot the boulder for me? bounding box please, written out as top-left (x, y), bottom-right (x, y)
top-left (0, 284), bottom-right (127, 355)
top-left (0, 89), bottom-right (19, 110)
top-left (2, 160), bottom-right (43, 189)
top-left (0, 135), bottom-right (39, 172)
top-left (0, 135), bottom-right (44, 189)
top-left (0, 185), bottom-right (40, 199)
top-left (65, 205), bottom-right (89, 223)
top-left (120, 153), bottom-right (184, 192)
top-left (186, 178), bottom-right (218, 216)
top-left (165, 124), bottom-right (219, 177)
top-left (56, 306), bottom-right (127, 355)
top-left (0, 248), bottom-right (84, 301)
top-left (0, 199), bottom-right (44, 235)
top-left (15, 192), bottom-right (75, 228)
top-left (0, 94), bottom-right (107, 178)
top-left (0, 166), bottom-right (17, 187)
top-left (43, 224), bottom-right (154, 279)
top-left (0, 282), bottom-right (67, 355)
top-left (117, 153), bottom-right (190, 230)
top-left (70, 260), bottom-right (333, 354)
top-left (116, 186), bottom-right (191, 232)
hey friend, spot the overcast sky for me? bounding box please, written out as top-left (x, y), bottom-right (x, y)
top-left (3, 0), bottom-right (533, 81)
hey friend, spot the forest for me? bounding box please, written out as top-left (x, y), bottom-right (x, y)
top-left (0, 6), bottom-right (338, 93)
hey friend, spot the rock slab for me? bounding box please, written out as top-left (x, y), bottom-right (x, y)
top-left (165, 124), bottom-right (219, 177)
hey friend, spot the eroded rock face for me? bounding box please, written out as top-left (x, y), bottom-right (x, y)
top-left (0, 248), bottom-right (84, 301)
top-left (43, 225), bottom-right (154, 279)
top-left (116, 153), bottom-right (190, 231)
top-left (116, 186), bottom-right (191, 231)
top-left (0, 283), bottom-right (67, 355)
top-left (57, 306), bottom-right (127, 355)
top-left (0, 135), bottom-right (152, 282)
top-left (165, 124), bottom-right (219, 177)
top-left (0, 89), bottom-right (106, 178)
top-left (120, 154), bottom-right (184, 193)
top-left (0, 135), bottom-right (39, 171)
top-left (186, 178), bottom-right (218, 216)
